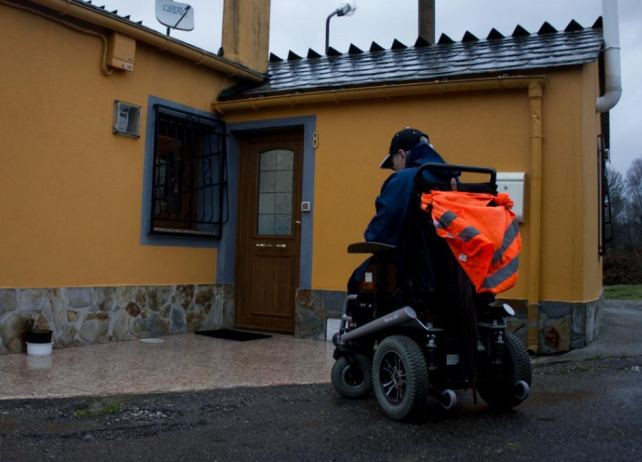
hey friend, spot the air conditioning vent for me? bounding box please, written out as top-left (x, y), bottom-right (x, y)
top-left (113, 100), bottom-right (141, 138)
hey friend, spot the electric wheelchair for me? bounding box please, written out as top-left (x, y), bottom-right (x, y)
top-left (331, 163), bottom-right (531, 420)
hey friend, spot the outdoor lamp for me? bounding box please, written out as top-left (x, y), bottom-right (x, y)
top-left (325, 1), bottom-right (357, 54)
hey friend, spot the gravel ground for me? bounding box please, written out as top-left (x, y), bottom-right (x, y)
top-left (1, 355), bottom-right (641, 462)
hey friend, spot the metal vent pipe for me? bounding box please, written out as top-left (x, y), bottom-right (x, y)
top-left (596, 0), bottom-right (622, 112)
top-left (418, 0), bottom-right (435, 44)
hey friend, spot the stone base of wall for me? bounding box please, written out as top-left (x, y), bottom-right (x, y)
top-left (295, 289), bottom-right (345, 340)
top-left (0, 284), bottom-right (234, 355)
top-left (295, 289), bottom-right (603, 355)
top-left (541, 296), bottom-right (603, 353)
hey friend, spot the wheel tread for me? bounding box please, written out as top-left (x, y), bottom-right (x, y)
top-left (331, 354), bottom-right (373, 398)
top-left (478, 331), bottom-right (532, 410)
top-left (372, 335), bottom-right (428, 420)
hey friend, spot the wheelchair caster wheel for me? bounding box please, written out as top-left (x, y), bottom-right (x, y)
top-left (440, 389), bottom-right (457, 410)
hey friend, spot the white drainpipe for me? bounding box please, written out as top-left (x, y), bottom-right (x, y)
top-left (596, 0), bottom-right (622, 112)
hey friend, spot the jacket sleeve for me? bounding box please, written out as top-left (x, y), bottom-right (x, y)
top-left (364, 170), bottom-right (414, 245)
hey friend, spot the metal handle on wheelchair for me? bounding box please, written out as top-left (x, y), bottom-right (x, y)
top-left (416, 162), bottom-right (497, 186)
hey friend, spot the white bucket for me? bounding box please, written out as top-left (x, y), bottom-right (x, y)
top-left (26, 342), bottom-right (53, 357)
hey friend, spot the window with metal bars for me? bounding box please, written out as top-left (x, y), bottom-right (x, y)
top-left (150, 104), bottom-right (227, 237)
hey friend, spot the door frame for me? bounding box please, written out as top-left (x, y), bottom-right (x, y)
top-left (216, 116), bottom-right (317, 327)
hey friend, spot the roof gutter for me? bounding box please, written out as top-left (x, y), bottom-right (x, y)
top-left (213, 75), bottom-right (546, 113)
top-left (27, 0), bottom-right (264, 82)
top-left (596, 0), bottom-right (622, 112)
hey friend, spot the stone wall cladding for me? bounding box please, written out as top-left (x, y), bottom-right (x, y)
top-left (0, 284), bottom-right (234, 355)
top-left (539, 295), bottom-right (603, 354)
top-left (295, 290), bottom-right (603, 355)
top-left (295, 289), bottom-right (345, 340)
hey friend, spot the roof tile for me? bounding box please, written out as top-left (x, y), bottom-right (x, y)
top-left (487, 28), bottom-right (504, 40)
top-left (462, 31), bottom-right (479, 42)
top-left (438, 33), bottom-right (455, 44)
top-left (391, 39), bottom-right (407, 50)
top-left (221, 26), bottom-right (602, 100)
top-left (512, 25), bottom-right (530, 37)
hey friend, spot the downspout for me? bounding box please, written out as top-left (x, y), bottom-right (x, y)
top-left (596, 0), bottom-right (622, 112)
top-left (527, 81), bottom-right (543, 354)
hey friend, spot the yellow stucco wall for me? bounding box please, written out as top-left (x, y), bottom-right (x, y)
top-left (1, 5), bottom-right (603, 305)
top-left (538, 64), bottom-right (602, 302)
top-left (225, 66), bottom-right (603, 303)
top-left (581, 61), bottom-right (604, 301)
top-left (0, 5), bottom-right (232, 288)
top-left (224, 91), bottom-right (532, 296)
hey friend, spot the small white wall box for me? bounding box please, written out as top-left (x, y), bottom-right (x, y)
top-left (496, 172), bottom-right (526, 222)
top-left (113, 101), bottom-right (141, 138)
top-left (326, 318), bottom-right (342, 341)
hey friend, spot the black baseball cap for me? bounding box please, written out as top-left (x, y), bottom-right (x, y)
top-left (380, 127), bottom-right (429, 169)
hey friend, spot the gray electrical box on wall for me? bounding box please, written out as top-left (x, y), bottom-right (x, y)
top-left (113, 101), bottom-right (141, 138)
top-left (497, 172), bottom-right (525, 222)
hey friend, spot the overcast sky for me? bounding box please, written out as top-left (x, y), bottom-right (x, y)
top-left (95, 0), bottom-right (640, 174)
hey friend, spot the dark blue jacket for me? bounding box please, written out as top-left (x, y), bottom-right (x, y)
top-left (364, 142), bottom-right (447, 245)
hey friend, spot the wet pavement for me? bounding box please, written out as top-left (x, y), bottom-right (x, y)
top-left (0, 356), bottom-right (640, 461)
top-left (0, 300), bottom-right (640, 400)
top-left (0, 333), bottom-right (334, 400)
top-left (1, 301), bottom-right (641, 460)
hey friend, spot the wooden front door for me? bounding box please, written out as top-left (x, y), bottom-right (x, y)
top-left (235, 131), bottom-right (303, 333)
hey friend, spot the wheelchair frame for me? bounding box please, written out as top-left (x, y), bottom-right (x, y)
top-left (331, 163), bottom-right (532, 420)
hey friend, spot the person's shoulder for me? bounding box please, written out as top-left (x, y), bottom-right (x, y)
top-left (398, 166), bottom-right (419, 179)
top-left (387, 168), bottom-right (415, 183)
top-left (380, 169), bottom-right (415, 193)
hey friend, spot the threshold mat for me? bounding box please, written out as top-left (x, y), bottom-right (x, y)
top-left (194, 329), bottom-right (272, 342)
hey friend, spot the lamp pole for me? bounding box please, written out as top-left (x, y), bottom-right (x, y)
top-left (325, 10), bottom-right (340, 54)
top-left (325, 3), bottom-right (357, 54)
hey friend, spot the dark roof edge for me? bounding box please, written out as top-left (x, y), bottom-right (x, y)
top-left (214, 75), bottom-right (547, 113)
top-left (219, 61), bottom-right (602, 103)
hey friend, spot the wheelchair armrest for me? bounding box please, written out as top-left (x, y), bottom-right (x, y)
top-left (347, 242), bottom-right (397, 254)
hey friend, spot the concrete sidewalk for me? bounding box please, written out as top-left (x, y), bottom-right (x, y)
top-left (1, 300), bottom-right (640, 400)
top-left (0, 333), bottom-right (335, 400)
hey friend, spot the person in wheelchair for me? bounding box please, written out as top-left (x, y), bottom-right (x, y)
top-left (347, 127), bottom-right (451, 295)
top-left (334, 150), bottom-right (531, 420)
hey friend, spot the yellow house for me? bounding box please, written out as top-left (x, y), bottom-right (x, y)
top-left (0, 0), bottom-right (610, 355)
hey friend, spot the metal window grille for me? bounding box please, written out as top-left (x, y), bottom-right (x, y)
top-left (150, 104), bottom-right (227, 237)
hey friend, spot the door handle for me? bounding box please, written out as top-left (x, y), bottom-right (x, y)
top-left (256, 243), bottom-right (287, 249)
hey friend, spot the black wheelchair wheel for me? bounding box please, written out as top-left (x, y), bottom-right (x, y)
top-left (478, 331), bottom-right (532, 410)
top-left (372, 335), bottom-right (428, 420)
top-left (331, 354), bottom-right (373, 398)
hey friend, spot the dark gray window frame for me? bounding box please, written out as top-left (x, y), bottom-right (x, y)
top-left (141, 96), bottom-right (226, 248)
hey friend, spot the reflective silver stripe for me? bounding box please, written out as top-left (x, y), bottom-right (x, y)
top-left (482, 256), bottom-right (519, 290)
top-left (458, 226), bottom-right (480, 242)
top-left (439, 211), bottom-right (457, 228)
top-left (491, 219), bottom-right (520, 265)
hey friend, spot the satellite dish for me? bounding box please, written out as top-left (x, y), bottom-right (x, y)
top-left (156, 0), bottom-right (195, 32)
